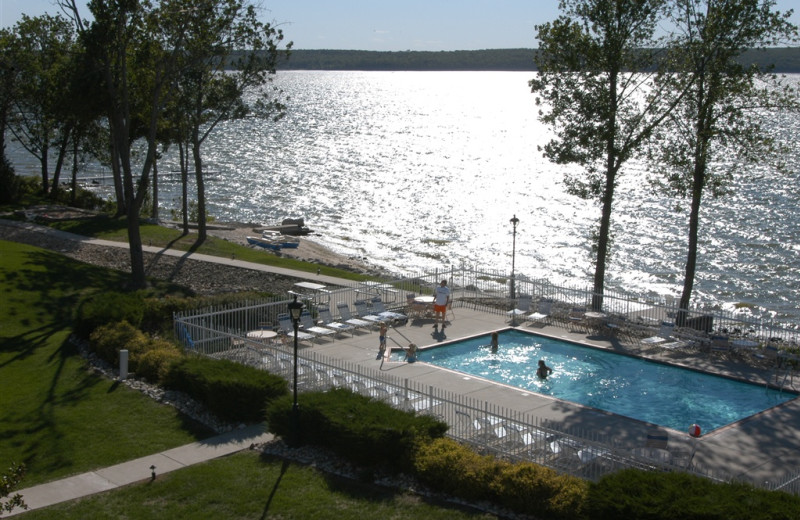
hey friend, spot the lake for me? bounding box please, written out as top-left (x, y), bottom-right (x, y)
top-left (7, 70), bottom-right (800, 326)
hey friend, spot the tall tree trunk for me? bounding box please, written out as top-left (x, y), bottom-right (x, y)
top-left (179, 141), bottom-right (189, 234)
top-left (592, 70), bottom-right (619, 311)
top-left (192, 132), bottom-right (207, 242)
top-left (152, 154), bottom-right (159, 222)
top-left (40, 143), bottom-right (49, 195)
top-left (50, 127), bottom-right (72, 200)
top-left (70, 137), bottom-right (79, 205)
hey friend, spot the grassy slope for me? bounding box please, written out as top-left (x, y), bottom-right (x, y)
top-left (0, 240), bottom-right (213, 487)
top-left (16, 451), bottom-right (495, 520)
top-left (0, 239), bottom-right (494, 519)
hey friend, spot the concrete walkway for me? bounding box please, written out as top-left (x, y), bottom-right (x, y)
top-left (7, 425), bottom-right (273, 516)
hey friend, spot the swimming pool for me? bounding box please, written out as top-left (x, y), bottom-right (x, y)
top-left (391, 329), bottom-right (795, 432)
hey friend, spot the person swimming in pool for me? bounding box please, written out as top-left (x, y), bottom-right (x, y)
top-left (405, 343), bottom-right (418, 363)
top-left (490, 331), bottom-right (499, 353)
top-left (536, 359), bottom-right (552, 379)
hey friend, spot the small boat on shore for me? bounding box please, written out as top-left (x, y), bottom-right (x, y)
top-left (261, 230), bottom-right (300, 249)
top-left (246, 235), bottom-right (282, 251)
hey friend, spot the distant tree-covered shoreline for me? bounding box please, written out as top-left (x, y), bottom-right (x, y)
top-left (274, 47), bottom-right (800, 72)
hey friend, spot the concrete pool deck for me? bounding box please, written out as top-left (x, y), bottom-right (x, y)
top-left (298, 305), bottom-right (800, 485)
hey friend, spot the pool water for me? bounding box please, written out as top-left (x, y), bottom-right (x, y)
top-left (391, 329), bottom-right (795, 432)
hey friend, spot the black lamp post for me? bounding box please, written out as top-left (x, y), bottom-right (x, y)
top-left (288, 294), bottom-right (303, 446)
top-left (510, 215), bottom-right (519, 299)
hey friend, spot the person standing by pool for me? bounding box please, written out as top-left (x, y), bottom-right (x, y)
top-left (377, 322), bottom-right (388, 359)
top-left (536, 359), bottom-right (553, 379)
top-left (433, 279), bottom-right (451, 328)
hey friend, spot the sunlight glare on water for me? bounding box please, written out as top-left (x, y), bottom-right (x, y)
top-left (7, 71), bottom-right (800, 325)
top-left (395, 330), bottom-right (795, 432)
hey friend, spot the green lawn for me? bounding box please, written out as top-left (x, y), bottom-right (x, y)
top-left (17, 451), bottom-right (499, 520)
top-left (0, 240), bottom-right (214, 487)
top-left (0, 239), bottom-right (495, 519)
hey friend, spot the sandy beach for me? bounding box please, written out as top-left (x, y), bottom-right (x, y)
top-left (203, 223), bottom-right (378, 275)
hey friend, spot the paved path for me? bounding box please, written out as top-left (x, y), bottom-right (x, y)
top-left (7, 425), bottom-right (273, 516)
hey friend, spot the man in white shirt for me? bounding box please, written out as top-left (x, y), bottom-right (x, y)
top-left (433, 279), bottom-right (450, 328)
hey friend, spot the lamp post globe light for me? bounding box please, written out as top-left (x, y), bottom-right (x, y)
top-left (510, 215), bottom-right (519, 300)
top-left (287, 294), bottom-right (304, 446)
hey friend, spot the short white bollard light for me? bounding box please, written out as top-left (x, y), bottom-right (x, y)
top-left (119, 349), bottom-right (129, 380)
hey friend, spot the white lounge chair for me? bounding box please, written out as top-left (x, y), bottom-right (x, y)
top-left (276, 313), bottom-right (316, 343)
top-left (354, 299), bottom-right (390, 325)
top-left (335, 302), bottom-right (373, 330)
top-left (299, 311), bottom-right (337, 341)
top-left (641, 321), bottom-right (676, 345)
top-left (316, 305), bottom-right (356, 336)
top-left (527, 299), bottom-right (553, 324)
top-left (370, 296), bottom-right (408, 324)
top-left (507, 294), bottom-right (532, 317)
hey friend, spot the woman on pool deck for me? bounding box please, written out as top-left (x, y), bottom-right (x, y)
top-left (377, 322), bottom-right (387, 359)
top-left (490, 332), bottom-right (499, 353)
top-left (405, 343), bottom-right (418, 363)
top-left (536, 359), bottom-right (553, 379)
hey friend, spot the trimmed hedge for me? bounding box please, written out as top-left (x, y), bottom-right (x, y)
top-left (414, 437), bottom-right (588, 520)
top-left (265, 388), bottom-right (448, 472)
top-left (587, 469), bottom-right (800, 520)
top-left (164, 356), bottom-right (288, 423)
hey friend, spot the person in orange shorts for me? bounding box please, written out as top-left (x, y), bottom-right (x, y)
top-left (433, 279), bottom-right (450, 329)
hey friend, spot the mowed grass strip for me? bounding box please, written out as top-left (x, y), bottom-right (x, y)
top-left (0, 240), bottom-right (214, 487)
top-left (16, 451), bottom-right (496, 520)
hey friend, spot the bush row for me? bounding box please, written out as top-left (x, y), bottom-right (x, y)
top-left (75, 290), bottom-right (275, 338)
top-left (586, 469), bottom-right (800, 520)
top-left (163, 356), bottom-right (287, 423)
top-left (264, 388), bottom-right (800, 520)
top-left (264, 389), bottom-right (588, 519)
top-left (265, 388), bottom-right (447, 473)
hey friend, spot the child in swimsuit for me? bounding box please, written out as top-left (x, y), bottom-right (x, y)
top-left (377, 322), bottom-right (387, 359)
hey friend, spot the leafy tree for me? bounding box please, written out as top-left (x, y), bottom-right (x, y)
top-left (649, 0), bottom-right (800, 321)
top-left (59, 0), bottom-right (184, 289)
top-left (163, 0), bottom-right (290, 240)
top-left (0, 28), bottom-right (20, 161)
top-left (530, 0), bottom-right (672, 309)
top-left (5, 14), bottom-right (77, 196)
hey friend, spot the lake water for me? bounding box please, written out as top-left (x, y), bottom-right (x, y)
top-left (7, 71), bottom-right (800, 326)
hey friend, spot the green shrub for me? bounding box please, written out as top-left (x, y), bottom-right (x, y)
top-left (89, 321), bottom-right (150, 366)
top-left (74, 291), bottom-right (145, 338)
top-left (265, 388), bottom-right (448, 472)
top-left (414, 438), bottom-right (588, 520)
top-left (163, 356), bottom-right (288, 423)
top-left (493, 461), bottom-right (588, 520)
top-left (134, 340), bottom-right (183, 383)
top-left (587, 469), bottom-right (800, 520)
top-left (413, 437), bottom-right (502, 501)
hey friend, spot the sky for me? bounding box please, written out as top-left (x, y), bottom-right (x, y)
top-left (2, 0), bottom-right (799, 51)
